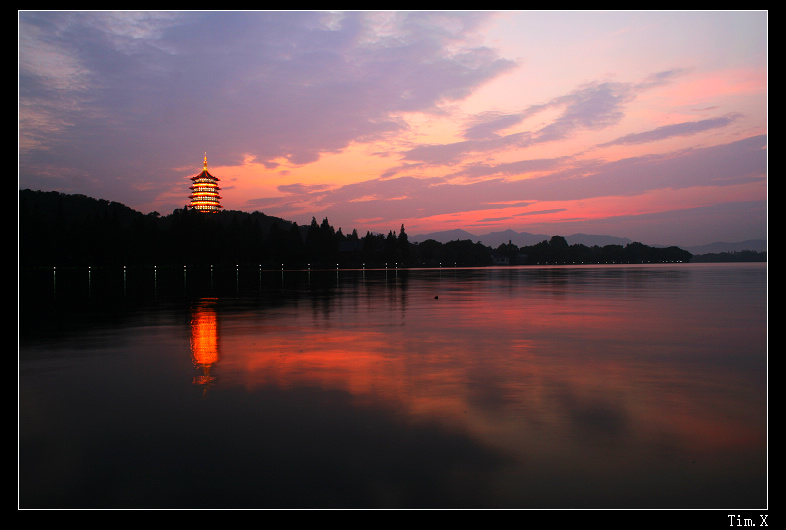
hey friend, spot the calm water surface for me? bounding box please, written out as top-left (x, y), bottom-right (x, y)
top-left (19, 263), bottom-right (767, 508)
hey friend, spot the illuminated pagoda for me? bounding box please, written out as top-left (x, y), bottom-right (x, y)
top-left (189, 153), bottom-right (222, 212)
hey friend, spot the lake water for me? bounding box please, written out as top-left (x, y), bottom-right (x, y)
top-left (19, 263), bottom-right (767, 509)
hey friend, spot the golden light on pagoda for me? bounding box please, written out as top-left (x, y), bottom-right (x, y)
top-left (189, 152), bottom-right (222, 212)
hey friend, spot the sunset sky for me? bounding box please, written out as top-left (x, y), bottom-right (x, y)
top-left (19, 10), bottom-right (767, 247)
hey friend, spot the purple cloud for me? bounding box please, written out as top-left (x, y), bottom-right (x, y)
top-left (462, 112), bottom-right (526, 140)
top-left (249, 134), bottom-right (766, 230)
top-left (598, 113), bottom-right (743, 147)
top-left (19, 11), bottom-right (516, 203)
top-left (400, 69), bottom-right (689, 166)
top-left (402, 132), bottom-right (533, 165)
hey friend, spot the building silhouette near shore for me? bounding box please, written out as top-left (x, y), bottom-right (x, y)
top-left (189, 153), bottom-right (222, 212)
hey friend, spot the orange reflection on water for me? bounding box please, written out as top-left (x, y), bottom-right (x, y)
top-left (187, 267), bottom-right (766, 478)
top-left (190, 298), bottom-right (220, 390)
top-left (219, 325), bottom-right (416, 410)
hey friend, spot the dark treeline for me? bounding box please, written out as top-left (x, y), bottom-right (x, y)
top-left (20, 189), bottom-right (693, 269)
top-left (496, 236), bottom-right (692, 265)
top-left (690, 250), bottom-right (766, 262)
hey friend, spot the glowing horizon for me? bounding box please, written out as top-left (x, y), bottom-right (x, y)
top-left (19, 11), bottom-right (767, 247)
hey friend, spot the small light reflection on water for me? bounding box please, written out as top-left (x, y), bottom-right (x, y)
top-left (19, 264), bottom-right (767, 508)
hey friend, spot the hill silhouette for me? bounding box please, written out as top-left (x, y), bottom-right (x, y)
top-left (18, 189), bottom-right (743, 269)
top-left (411, 227), bottom-right (765, 255)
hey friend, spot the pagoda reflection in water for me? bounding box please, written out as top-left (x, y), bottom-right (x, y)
top-left (189, 298), bottom-right (220, 394)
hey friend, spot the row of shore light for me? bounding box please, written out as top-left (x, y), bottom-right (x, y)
top-left (52, 262), bottom-right (427, 275)
top-left (54, 259), bottom-right (683, 274)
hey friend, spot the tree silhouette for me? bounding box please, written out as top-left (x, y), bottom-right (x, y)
top-left (19, 189), bottom-right (709, 270)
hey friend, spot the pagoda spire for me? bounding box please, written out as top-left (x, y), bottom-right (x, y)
top-left (203, 151), bottom-right (208, 171)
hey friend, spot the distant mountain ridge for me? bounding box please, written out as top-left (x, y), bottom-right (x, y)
top-left (410, 229), bottom-right (765, 255)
